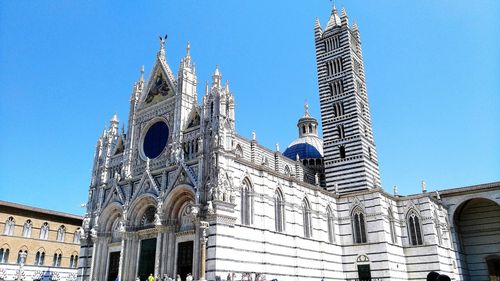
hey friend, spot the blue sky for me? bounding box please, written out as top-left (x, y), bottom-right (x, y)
top-left (0, 1), bottom-right (498, 215)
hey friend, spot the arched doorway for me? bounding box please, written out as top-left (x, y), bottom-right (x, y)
top-left (454, 198), bottom-right (500, 281)
top-left (163, 185), bottom-right (196, 281)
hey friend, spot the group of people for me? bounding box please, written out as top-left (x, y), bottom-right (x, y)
top-left (114, 272), bottom-right (193, 281)
top-left (427, 271), bottom-right (452, 281)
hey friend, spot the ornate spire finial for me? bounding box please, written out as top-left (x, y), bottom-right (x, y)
top-left (158, 34), bottom-right (167, 59)
top-left (212, 64), bottom-right (222, 87)
top-left (304, 101), bottom-right (310, 117)
top-left (393, 185), bottom-right (398, 196)
top-left (186, 41), bottom-right (191, 56)
top-left (110, 113), bottom-right (119, 124)
top-left (140, 65), bottom-right (145, 81)
top-left (421, 180), bottom-right (427, 193)
top-left (276, 143), bottom-right (280, 152)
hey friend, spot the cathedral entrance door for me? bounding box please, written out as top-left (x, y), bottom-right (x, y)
top-left (107, 252), bottom-right (120, 281)
top-left (357, 264), bottom-right (371, 281)
top-left (176, 241), bottom-right (193, 281)
top-left (138, 238), bottom-right (157, 281)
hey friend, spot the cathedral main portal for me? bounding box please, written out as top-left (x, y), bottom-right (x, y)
top-left (138, 238), bottom-right (157, 280)
top-left (176, 241), bottom-right (194, 281)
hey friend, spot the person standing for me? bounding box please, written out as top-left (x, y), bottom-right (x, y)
top-left (148, 273), bottom-right (155, 281)
top-left (176, 274), bottom-right (181, 281)
top-left (186, 273), bottom-right (193, 281)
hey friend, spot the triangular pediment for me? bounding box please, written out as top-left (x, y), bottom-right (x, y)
top-left (140, 59), bottom-right (177, 108)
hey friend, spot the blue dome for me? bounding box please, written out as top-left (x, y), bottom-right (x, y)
top-left (283, 143), bottom-right (322, 160)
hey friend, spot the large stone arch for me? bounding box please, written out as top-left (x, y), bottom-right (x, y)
top-left (163, 184), bottom-right (196, 228)
top-left (128, 193), bottom-right (158, 227)
top-left (98, 202), bottom-right (123, 234)
top-left (452, 197), bottom-right (500, 281)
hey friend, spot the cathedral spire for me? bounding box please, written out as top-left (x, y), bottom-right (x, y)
top-left (325, 4), bottom-right (341, 30)
top-left (212, 64), bottom-right (222, 88)
top-left (140, 65), bottom-right (145, 82)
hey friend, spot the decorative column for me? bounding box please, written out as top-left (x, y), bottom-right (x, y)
top-left (118, 231), bottom-right (129, 281)
top-left (89, 230), bottom-right (99, 281)
top-left (154, 231), bottom-right (163, 278)
top-left (199, 221), bottom-right (209, 281)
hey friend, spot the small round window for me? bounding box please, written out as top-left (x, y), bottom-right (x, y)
top-left (143, 121), bottom-right (169, 159)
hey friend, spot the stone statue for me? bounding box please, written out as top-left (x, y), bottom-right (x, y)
top-left (82, 215), bottom-right (91, 231)
top-left (207, 201), bottom-right (215, 215)
top-left (90, 227), bottom-right (98, 239)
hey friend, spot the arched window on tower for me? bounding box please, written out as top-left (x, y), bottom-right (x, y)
top-left (388, 208), bottom-right (397, 244)
top-left (327, 206), bottom-right (335, 243)
top-left (56, 225), bottom-right (65, 242)
top-left (240, 178), bottom-right (253, 226)
top-left (3, 217), bottom-right (15, 236)
top-left (337, 124), bottom-right (345, 139)
top-left (352, 207), bottom-right (367, 244)
top-left (302, 198), bottom-right (312, 238)
top-left (274, 189), bottom-right (285, 232)
top-left (407, 210), bottom-right (423, 246)
top-left (333, 102), bottom-right (344, 117)
top-left (0, 247), bottom-right (9, 263)
top-left (39, 222), bottom-right (49, 240)
top-left (22, 220), bottom-right (32, 238)
top-left (339, 145), bottom-right (346, 159)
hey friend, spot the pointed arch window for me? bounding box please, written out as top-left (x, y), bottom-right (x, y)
top-left (22, 220), bottom-right (32, 238)
top-left (337, 124), bottom-right (345, 139)
top-left (241, 178), bottom-right (253, 226)
top-left (17, 249), bottom-right (28, 264)
top-left (352, 207), bottom-right (367, 244)
top-left (34, 250), bottom-right (45, 266)
top-left (283, 165), bottom-right (291, 176)
top-left (39, 222), bottom-right (49, 240)
top-left (333, 101), bottom-right (344, 117)
top-left (0, 247), bottom-right (9, 263)
top-left (302, 198), bottom-right (312, 238)
top-left (3, 217), bottom-right (15, 236)
top-left (235, 144), bottom-right (243, 159)
top-left (53, 252), bottom-right (62, 267)
top-left (388, 208), bottom-right (397, 244)
top-left (69, 254), bottom-right (79, 268)
top-left (407, 210), bottom-right (423, 246)
top-left (56, 225), bottom-right (66, 242)
top-left (274, 189), bottom-right (285, 232)
top-left (73, 229), bottom-right (81, 244)
top-left (327, 206), bottom-right (335, 243)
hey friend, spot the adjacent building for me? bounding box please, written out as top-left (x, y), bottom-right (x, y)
top-left (77, 5), bottom-right (500, 281)
top-left (0, 200), bottom-right (82, 281)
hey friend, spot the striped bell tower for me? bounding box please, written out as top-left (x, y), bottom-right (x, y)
top-left (315, 6), bottom-right (381, 193)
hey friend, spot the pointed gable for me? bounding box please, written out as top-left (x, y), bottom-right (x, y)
top-left (140, 52), bottom-right (178, 108)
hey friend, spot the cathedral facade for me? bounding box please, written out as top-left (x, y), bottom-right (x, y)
top-left (77, 6), bottom-right (500, 281)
